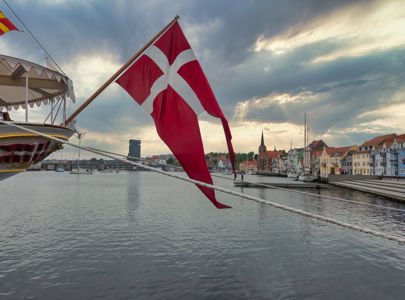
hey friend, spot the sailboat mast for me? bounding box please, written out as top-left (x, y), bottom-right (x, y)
top-left (77, 135), bottom-right (81, 170)
top-left (304, 112), bottom-right (306, 168)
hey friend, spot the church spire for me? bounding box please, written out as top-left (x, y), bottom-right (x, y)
top-left (258, 130), bottom-right (267, 154)
top-left (260, 130), bottom-right (265, 147)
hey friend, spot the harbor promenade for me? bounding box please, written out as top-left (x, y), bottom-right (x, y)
top-left (331, 179), bottom-right (405, 202)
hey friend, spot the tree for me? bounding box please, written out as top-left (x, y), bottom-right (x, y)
top-left (235, 153), bottom-right (249, 169)
top-left (248, 151), bottom-right (254, 161)
top-left (254, 154), bottom-right (258, 161)
top-left (167, 157), bottom-right (174, 165)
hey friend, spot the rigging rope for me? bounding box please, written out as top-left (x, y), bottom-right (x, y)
top-left (2, 0), bottom-right (65, 75)
top-left (1, 120), bottom-right (404, 244)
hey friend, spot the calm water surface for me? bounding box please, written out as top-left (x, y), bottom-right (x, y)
top-left (0, 171), bottom-right (404, 299)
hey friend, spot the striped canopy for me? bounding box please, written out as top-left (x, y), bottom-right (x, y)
top-left (0, 54), bottom-right (75, 111)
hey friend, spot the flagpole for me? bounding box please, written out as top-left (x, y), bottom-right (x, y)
top-left (65, 15), bottom-right (180, 126)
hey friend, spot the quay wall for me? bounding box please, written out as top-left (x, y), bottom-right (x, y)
top-left (256, 172), bottom-right (287, 177)
top-left (328, 174), bottom-right (381, 183)
top-left (382, 176), bottom-right (405, 183)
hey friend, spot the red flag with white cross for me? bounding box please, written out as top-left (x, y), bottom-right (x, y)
top-left (116, 20), bottom-right (235, 209)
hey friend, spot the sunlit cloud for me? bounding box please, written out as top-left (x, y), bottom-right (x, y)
top-left (254, 0), bottom-right (405, 63)
top-left (233, 91), bottom-right (316, 122)
top-left (63, 53), bottom-right (121, 99)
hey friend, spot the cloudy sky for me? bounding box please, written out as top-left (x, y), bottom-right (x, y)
top-left (1, 0), bottom-right (405, 158)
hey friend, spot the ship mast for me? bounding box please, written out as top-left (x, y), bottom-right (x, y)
top-left (304, 112), bottom-right (307, 169)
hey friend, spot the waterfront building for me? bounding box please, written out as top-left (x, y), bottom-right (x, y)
top-left (239, 160), bottom-right (257, 173)
top-left (128, 139), bottom-right (141, 159)
top-left (218, 155), bottom-right (233, 170)
top-left (278, 150), bottom-right (288, 174)
top-left (371, 147), bottom-right (384, 176)
top-left (287, 148), bottom-right (304, 173)
top-left (145, 155), bottom-right (167, 166)
top-left (306, 140), bottom-right (328, 174)
top-left (387, 138), bottom-right (399, 176)
top-left (397, 134), bottom-right (405, 177)
top-left (397, 134), bottom-right (405, 148)
top-left (257, 131), bottom-right (279, 174)
top-left (272, 150), bottom-right (287, 174)
top-left (307, 140), bottom-right (328, 151)
top-left (311, 150), bottom-right (322, 178)
top-left (361, 134), bottom-right (396, 176)
top-left (319, 146), bottom-right (351, 178)
top-left (341, 148), bottom-right (358, 175)
top-left (352, 151), bottom-right (371, 175)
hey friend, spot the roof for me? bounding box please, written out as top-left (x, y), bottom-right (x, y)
top-left (278, 150), bottom-right (287, 157)
top-left (264, 150), bottom-right (279, 159)
top-left (352, 150), bottom-right (371, 155)
top-left (325, 146), bottom-right (351, 157)
top-left (397, 134), bottom-right (405, 143)
top-left (361, 133), bottom-right (396, 148)
top-left (0, 54), bottom-right (75, 111)
top-left (308, 139), bottom-right (328, 151)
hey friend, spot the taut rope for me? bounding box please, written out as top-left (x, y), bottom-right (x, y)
top-left (1, 120), bottom-right (404, 244)
top-left (81, 145), bottom-right (405, 213)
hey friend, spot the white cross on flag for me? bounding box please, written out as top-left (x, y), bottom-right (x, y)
top-left (116, 20), bottom-right (235, 209)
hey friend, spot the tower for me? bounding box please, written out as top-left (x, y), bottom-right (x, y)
top-left (128, 139), bottom-right (141, 159)
top-left (258, 130), bottom-right (267, 154)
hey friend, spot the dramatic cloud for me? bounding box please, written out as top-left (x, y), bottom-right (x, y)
top-left (1, 0), bottom-right (404, 157)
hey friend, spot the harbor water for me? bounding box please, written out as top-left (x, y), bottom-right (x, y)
top-left (1, 171), bottom-right (404, 299)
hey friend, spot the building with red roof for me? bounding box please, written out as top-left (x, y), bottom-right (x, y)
top-left (319, 146), bottom-right (351, 178)
top-left (239, 160), bottom-right (257, 173)
top-left (257, 131), bottom-right (280, 174)
top-left (359, 133), bottom-right (405, 176)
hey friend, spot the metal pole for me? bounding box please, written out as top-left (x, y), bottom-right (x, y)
top-left (25, 73), bottom-right (29, 122)
top-left (51, 100), bottom-right (54, 124)
top-left (63, 96), bottom-right (66, 126)
top-left (304, 112), bottom-right (306, 169)
top-left (77, 134), bottom-right (81, 171)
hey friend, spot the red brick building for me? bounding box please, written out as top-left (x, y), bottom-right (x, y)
top-left (257, 131), bottom-right (279, 174)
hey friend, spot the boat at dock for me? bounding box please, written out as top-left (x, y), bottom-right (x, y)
top-left (70, 169), bottom-right (93, 175)
top-left (99, 168), bottom-right (119, 173)
top-left (298, 173), bottom-right (316, 182)
top-left (0, 55), bottom-right (75, 181)
top-left (287, 171), bottom-right (298, 178)
top-left (69, 132), bottom-right (93, 175)
top-left (298, 112), bottom-right (317, 182)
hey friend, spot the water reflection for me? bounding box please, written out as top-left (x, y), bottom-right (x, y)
top-left (126, 172), bottom-right (141, 218)
top-left (0, 172), bottom-right (404, 299)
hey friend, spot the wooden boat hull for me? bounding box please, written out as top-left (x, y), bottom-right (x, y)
top-left (0, 122), bottom-right (74, 180)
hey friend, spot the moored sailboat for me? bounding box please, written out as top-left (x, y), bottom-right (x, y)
top-left (69, 132), bottom-right (93, 175)
top-left (298, 112), bottom-right (316, 182)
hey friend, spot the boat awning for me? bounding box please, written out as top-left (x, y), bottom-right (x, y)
top-left (0, 54), bottom-right (75, 111)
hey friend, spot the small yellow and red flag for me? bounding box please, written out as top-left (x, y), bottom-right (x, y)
top-left (0, 10), bottom-right (18, 36)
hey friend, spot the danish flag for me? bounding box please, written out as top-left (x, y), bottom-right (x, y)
top-left (116, 21), bottom-right (235, 208)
